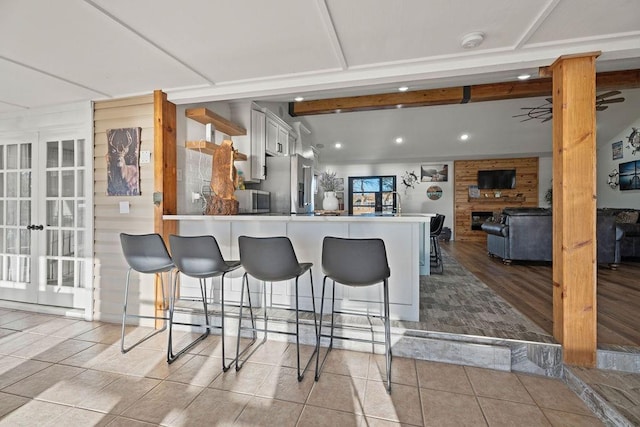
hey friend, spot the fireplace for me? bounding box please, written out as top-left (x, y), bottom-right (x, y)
top-left (471, 211), bottom-right (493, 230)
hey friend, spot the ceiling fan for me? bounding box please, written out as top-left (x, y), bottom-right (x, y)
top-left (513, 91), bottom-right (625, 123)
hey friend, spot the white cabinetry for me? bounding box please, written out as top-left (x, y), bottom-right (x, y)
top-left (265, 110), bottom-right (292, 156)
top-left (250, 109), bottom-right (266, 180)
top-left (230, 101), bottom-right (266, 182)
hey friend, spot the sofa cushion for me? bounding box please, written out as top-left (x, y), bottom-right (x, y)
top-left (618, 223), bottom-right (640, 237)
top-left (616, 210), bottom-right (640, 224)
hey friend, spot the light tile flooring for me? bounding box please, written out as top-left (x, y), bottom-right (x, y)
top-left (0, 308), bottom-right (604, 426)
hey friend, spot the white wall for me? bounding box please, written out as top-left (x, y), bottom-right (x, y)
top-left (597, 117), bottom-right (640, 209)
top-left (321, 161), bottom-right (455, 236)
top-left (538, 155), bottom-right (553, 207)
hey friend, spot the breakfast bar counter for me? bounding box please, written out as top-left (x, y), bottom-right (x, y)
top-left (163, 213), bottom-right (434, 321)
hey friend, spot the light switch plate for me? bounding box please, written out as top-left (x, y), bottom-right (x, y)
top-left (119, 201), bottom-right (130, 214)
top-left (140, 150), bottom-right (151, 164)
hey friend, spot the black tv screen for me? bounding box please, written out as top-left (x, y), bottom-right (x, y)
top-left (477, 169), bottom-right (516, 189)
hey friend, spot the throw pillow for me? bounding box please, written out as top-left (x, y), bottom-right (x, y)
top-left (616, 211), bottom-right (640, 224)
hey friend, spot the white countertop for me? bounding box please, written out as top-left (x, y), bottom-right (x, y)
top-left (164, 213), bottom-right (434, 222)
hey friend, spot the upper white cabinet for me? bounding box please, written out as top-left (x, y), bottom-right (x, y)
top-left (265, 109), bottom-right (292, 156)
top-left (251, 109), bottom-right (266, 180)
top-left (230, 101), bottom-right (266, 182)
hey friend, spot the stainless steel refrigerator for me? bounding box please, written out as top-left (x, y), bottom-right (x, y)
top-left (260, 154), bottom-right (314, 214)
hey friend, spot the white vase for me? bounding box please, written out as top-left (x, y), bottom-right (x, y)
top-left (322, 191), bottom-right (339, 211)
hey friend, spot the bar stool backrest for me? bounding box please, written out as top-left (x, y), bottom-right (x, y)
top-left (169, 235), bottom-right (229, 278)
top-left (322, 237), bottom-right (390, 286)
top-left (430, 214), bottom-right (445, 237)
top-left (120, 233), bottom-right (174, 274)
top-left (238, 236), bottom-right (302, 281)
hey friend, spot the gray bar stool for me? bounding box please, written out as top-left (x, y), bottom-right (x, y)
top-left (168, 235), bottom-right (240, 369)
top-left (235, 236), bottom-right (317, 381)
top-left (315, 236), bottom-right (393, 392)
top-left (119, 233), bottom-right (174, 354)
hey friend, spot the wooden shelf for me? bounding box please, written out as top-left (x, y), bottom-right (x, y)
top-left (185, 108), bottom-right (246, 136)
top-left (468, 196), bottom-right (526, 203)
top-left (186, 140), bottom-right (247, 160)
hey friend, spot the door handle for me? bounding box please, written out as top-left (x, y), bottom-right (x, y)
top-left (26, 224), bottom-right (44, 231)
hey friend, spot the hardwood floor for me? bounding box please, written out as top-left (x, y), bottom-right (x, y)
top-left (443, 241), bottom-right (640, 348)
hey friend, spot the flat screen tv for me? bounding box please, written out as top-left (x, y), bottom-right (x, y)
top-left (619, 160), bottom-right (640, 190)
top-left (477, 169), bottom-right (516, 189)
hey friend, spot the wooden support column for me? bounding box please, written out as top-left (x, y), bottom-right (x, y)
top-left (549, 53), bottom-right (599, 367)
top-left (153, 90), bottom-right (177, 327)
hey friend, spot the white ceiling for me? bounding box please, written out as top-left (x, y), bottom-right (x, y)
top-left (1, 0), bottom-right (640, 162)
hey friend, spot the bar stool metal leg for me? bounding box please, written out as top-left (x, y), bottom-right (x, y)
top-left (167, 272), bottom-right (210, 364)
top-left (121, 269), bottom-right (170, 354)
top-left (235, 272), bottom-right (258, 371)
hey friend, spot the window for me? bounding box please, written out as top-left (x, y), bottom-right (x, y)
top-left (348, 175), bottom-right (397, 215)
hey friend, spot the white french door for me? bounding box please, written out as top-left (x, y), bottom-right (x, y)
top-left (0, 131), bottom-right (91, 311)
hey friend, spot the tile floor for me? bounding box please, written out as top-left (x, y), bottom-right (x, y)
top-left (0, 308), bottom-right (604, 426)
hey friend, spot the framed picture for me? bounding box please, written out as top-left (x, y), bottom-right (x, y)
top-left (468, 185), bottom-right (480, 198)
top-left (421, 164), bottom-right (448, 182)
top-left (427, 185), bottom-right (443, 200)
top-left (106, 127), bottom-right (142, 196)
top-left (619, 160), bottom-right (640, 190)
top-left (612, 140), bottom-right (623, 160)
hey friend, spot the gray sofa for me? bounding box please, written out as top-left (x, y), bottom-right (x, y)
top-left (599, 208), bottom-right (640, 259)
top-left (481, 207), bottom-right (623, 268)
top-left (481, 208), bottom-right (552, 264)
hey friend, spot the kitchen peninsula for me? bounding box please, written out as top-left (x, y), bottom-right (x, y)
top-left (164, 213), bottom-right (433, 321)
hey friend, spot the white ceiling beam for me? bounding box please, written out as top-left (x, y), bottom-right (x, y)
top-left (315, 0), bottom-right (348, 70)
top-left (83, 0), bottom-right (216, 86)
top-left (0, 55), bottom-right (110, 98)
top-left (514, 0), bottom-right (562, 50)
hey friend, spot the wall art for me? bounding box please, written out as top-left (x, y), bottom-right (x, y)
top-left (427, 185), bottom-right (443, 200)
top-left (421, 164), bottom-right (448, 182)
top-left (106, 127), bottom-right (141, 196)
top-left (612, 140), bottom-right (623, 160)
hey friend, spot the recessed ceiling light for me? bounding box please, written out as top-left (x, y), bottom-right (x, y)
top-left (459, 133), bottom-right (470, 141)
top-left (395, 137), bottom-right (404, 144)
top-left (398, 86), bottom-right (409, 92)
top-left (517, 74), bottom-right (531, 81)
top-left (335, 109), bottom-right (342, 113)
top-left (294, 96), bottom-right (304, 102)
top-left (334, 142), bottom-right (342, 149)
top-left (460, 32), bottom-right (485, 49)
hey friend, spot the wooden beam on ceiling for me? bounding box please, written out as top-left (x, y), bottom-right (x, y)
top-left (289, 68), bottom-right (640, 116)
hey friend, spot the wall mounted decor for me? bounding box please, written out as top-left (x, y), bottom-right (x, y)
top-left (427, 185), bottom-right (443, 200)
top-left (627, 127), bottom-right (640, 155)
top-left (607, 169), bottom-right (619, 189)
top-left (401, 170), bottom-right (418, 189)
top-left (106, 127), bottom-right (141, 196)
top-left (612, 140), bottom-right (623, 160)
top-left (421, 164), bottom-right (448, 182)
top-left (619, 160), bottom-right (640, 190)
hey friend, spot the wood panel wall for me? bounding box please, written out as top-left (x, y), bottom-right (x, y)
top-left (93, 94), bottom-right (156, 324)
top-left (454, 157), bottom-right (539, 241)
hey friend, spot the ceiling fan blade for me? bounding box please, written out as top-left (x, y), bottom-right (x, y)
top-left (597, 97), bottom-right (625, 104)
top-left (542, 117), bottom-right (553, 123)
top-left (596, 90), bottom-right (621, 100)
top-left (596, 106), bottom-right (608, 111)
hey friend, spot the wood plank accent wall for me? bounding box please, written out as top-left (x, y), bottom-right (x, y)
top-left (454, 157), bottom-right (539, 241)
top-left (93, 94), bottom-right (156, 324)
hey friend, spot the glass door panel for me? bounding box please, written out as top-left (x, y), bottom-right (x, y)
top-left (0, 141), bottom-right (34, 302)
top-left (0, 133), bottom-right (89, 309)
top-left (39, 136), bottom-right (88, 306)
